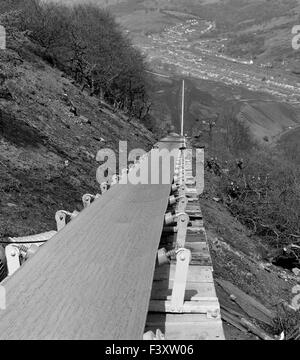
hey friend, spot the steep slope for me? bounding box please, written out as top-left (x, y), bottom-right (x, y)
top-left (0, 30), bottom-right (155, 239)
top-left (237, 101), bottom-right (300, 142)
top-left (201, 171), bottom-right (299, 340)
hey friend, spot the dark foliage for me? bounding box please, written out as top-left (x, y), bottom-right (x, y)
top-left (10, 0), bottom-right (150, 118)
top-left (210, 113), bottom-right (300, 249)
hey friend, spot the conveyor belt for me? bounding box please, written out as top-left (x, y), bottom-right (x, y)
top-left (0, 135), bottom-right (184, 339)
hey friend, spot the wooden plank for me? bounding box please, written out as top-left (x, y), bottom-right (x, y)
top-left (221, 304), bottom-right (245, 318)
top-left (240, 318), bottom-right (274, 340)
top-left (187, 226), bottom-right (206, 234)
top-left (186, 231), bottom-right (206, 242)
top-left (186, 212), bottom-right (202, 219)
top-left (185, 242), bottom-right (210, 256)
top-left (168, 242), bottom-right (211, 266)
top-left (185, 204), bottom-right (202, 212)
top-left (149, 299), bottom-right (220, 314)
top-left (151, 280), bottom-right (217, 301)
top-left (189, 257), bottom-right (212, 266)
top-left (185, 207), bottom-right (202, 214)
top-left (216, 279), bottom-right (275, 326)
top-left (220, 309), bottom-right (248, 333)
top-left (154, 265), bottom-right (214, 282)
top-left (190, 219), bottom-right (204, 227)
top-left (185, 203), bottom-right (201, 209)
top-left (0, 139), bottom-right (181, 340)
top-left (146, 313), bottom-right (225, 340)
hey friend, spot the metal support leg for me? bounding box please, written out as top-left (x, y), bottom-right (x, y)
top-left (170, 248), bottom-right (191, 313)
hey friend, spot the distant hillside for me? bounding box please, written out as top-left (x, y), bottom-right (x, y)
top-left (148, 74), bottom-right (300, 144)
top-left (89, 0), bottom-right (300, 68)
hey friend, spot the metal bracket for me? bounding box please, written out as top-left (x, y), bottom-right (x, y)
top-left (82, 193), bottom-right (101, 208)
top-left (176, 213), bottom-right (189, 248)
top-left (55, 210), bottom-right (78, 231)
top-left (176, 196), bottom-right (188, 213)
top-left (5, 232), bottom-right (53, 277)
top-left (5, 244), bottom-right (38, 276)
top-left (170, 248), bottom-right (191, 313)
top-left (5, 245), bottom-right (20, 276)
top-left (55, 211), bottom-right (67, 231)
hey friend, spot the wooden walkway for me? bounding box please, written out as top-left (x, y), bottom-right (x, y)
top-left (0, 136), bottom-right (183, 339)
top-left (145, 147), bottom-right (225, 340)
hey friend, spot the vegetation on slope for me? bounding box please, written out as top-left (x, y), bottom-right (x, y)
top-left (0, 1), bottom-right (156, 239)
top-left (197, 108), bottom-right (300, 250)
top-left (2, 0), bottom-right (152, 120)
